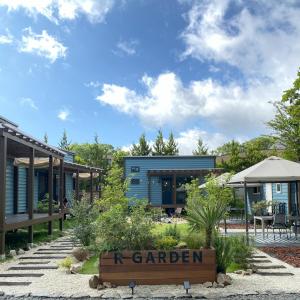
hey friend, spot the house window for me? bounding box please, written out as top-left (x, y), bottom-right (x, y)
top-left (131, 178), bottom-right (140, 185)
top-left (276, 183), bottom-right (282, 193)
top-left (253, 186), bottom-right (261, 195)
top-left (131, 166), bottom-right (140, 173)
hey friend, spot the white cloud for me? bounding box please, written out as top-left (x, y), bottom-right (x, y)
top-left (58, 108), bottom-right (70, 121)
top-left (0, 29), bottom-right (13, 44)
top-left (19, 28), bottom-right (67, 63)
top-left (116, 39), bottom-right (138, 56)
top-left (85, 81), bottom-right (101, 88)
top-left (96, 72), bottom-right (275, 135)
top-left (0, 0), bottom-right (115, 24)
top-left (20, 97), bottom-right (38, 110)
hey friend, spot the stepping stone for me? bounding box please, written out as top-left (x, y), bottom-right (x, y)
top-left (34, 252), bottom-right (72, 255)
top-left (38, 248), bottom-right (72, 251)
top-left (253, 265), bottom-right (286, 269)
top-left (256, 271), bottom-right (294, 276)
top-left (0, 282), bottom-right (31, 286)
top-left (19, 261), bottom-right (50, 265)
top-left (9, 266), bottom-right (58, 270)
top-left (19, 256), bottom-right (67, 260)
top-left (252, 255), bottom-right (267, 258)
top-left (247, 259), bottom-right (272, 263)
top-left (0, 273), bottom-right (44, 277)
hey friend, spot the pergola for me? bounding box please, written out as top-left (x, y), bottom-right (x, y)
top-left (228, 156), bottom-right (300, 243)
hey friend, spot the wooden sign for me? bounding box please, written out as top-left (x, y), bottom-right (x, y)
top-left (99, 249), bottom-right (216, 285)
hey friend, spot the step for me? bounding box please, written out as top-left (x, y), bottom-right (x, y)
top-left (19, 256), bottom-right (67, 260)
top-left (0, 282), bottom-right (31, 286)
top-left (19, 261), bottom-right (50, 265)
top-left (33, 252), bottom-right (72, 255)
top-left (37, 248), bottom-right (73, 251)
top-left (256, 271), bottom-right (294, 276)
top-left (247, 259), bottom-right (272, 263)
top-left (252, 255), bottom-right (267, 258)
top-left (0, 273), bottom-right (44, 277)
top-left (8, 266), bottom-right (58, 270)
top-left (253, 265), bottom-right (286, 269)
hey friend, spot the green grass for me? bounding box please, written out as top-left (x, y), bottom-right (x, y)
top-left (152, 222), bottom-right (189, 236)
top-left (4, 218), bottom-right (76, 254)
top-left (226, 262), bottom-right (243, 273)
top-left (80, 255), bottom-right (99, 274)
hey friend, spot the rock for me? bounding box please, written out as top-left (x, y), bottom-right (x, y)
top-left (72, 248), bottom-right (89, 262)
top-left (217, 273), bottom-right (232, 286)
top-left (70, 263), bottom-right (82, 274)
top-left (234, 270), bottom-right (243, 274)
top-left (0, 292), bottom-right (4, 296)
top-left (103, 281), bottom-right (112, 288)
top-left (89, 275), bottom-right (99, 289)
top-left (97, 284), bottom-right (105, 290)
top-left (17, 248), bottom-right (25, 255)
top-left (246, 268), bottom-right (253, 275)
top-left (203, 281), bottom-right (213, 288)
top-left (101, 290), bottom-right (121, 299)
top-left (9, 250), bottom-right (17, 257)
top-left (175, 242), bottom-right (188, 249)
top-left (242, 270), bottom-right (251, 276)
top-left (31, 243), bottom-right (38, 248)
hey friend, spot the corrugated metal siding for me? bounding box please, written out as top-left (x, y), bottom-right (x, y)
top-left (5, 159), bottom-right (14, 215)
top-left (65, 173), bottom-right (74, 204)
top-left (18, 166), bottom-right (27, 213)
top-left (125, 157), bottom-right (215, 205)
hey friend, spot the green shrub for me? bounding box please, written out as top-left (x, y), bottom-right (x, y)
top-left (214, 235), bottom-right (233, 273)
top-left (71, 194), bottom-right (98, 246)
top-left (155, 236), bottom-right (178, 250)
top-left (182, 232), bottom-right (204, 249)
top-left (230, 235), bottom-right (253, 268)
top-left (164, 224), bottom-right (181, 241)
top-left (59, 257), bottom-right (73, 269)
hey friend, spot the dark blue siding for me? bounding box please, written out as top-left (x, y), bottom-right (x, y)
top-left (5, 159), bottom-right (14, 214)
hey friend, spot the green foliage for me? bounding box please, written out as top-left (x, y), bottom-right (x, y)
top-left (59, 257), bottom-right (73, 269)
top-left (252, 200), bottom-right (271, 216)
top-left (164, 132), bottom-right (179, 155)
top-left (182, 232), bottom-right (204, 249)
top-left (214, 236), bottom-right (234, 273)
top-left (58, 129), bottom-right (71, 150)
top-left (96, 200), bottom-right (154, 252)
top-left (131, 133), bottom-right (152, 156)
top-left (96, 160), bottom-right (128, 211)
top-left (71, 195), bottom-right (98, 246)
top-left (152, 129), bottom-right (165, 155)
top-left (164, 224), bottom-right (180, 241)
top-left (155, 236), bottom-right (178, 250)
top-left (193, 138), bottom-right (209, 155)
top-left (268, 70), bottom-right (300, 161)
top-left (186, 177), bottom-right (232, 248)
top-left (80, 255), bottom-right (99, 274)
top-left (230, 235), bottom-right (253, 269)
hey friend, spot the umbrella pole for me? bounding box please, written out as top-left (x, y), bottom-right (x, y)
top-left (244, 181), bottom-right (249, 245)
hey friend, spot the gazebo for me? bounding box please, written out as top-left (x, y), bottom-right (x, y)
top-left (229, 156), bottom-right (300, 243)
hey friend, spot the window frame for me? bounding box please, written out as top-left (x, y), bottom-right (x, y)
top-left (130, 178), bottom-right (140, 185)
top-left (276, 183), bottom-right (282, 193)
top-left (253, 186), bottom-right (261, 195)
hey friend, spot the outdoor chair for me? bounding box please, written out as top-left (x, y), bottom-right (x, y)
top-left (266, 213), bottom-right (291, 240)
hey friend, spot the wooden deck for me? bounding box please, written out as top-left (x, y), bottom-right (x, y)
top-left (4, 213), bottom-right (63, 231)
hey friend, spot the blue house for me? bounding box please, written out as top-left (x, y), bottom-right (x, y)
top-left (0, 116), bottom-right (101, 257)
top-left (124, 155), bottom-right (220, 208)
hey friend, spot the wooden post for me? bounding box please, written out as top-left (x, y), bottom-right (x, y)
top-left (244, 181), bottom-right (249, 245)
top-left (90, 172), bottom-right (93, 203)
top-left (13, 166), bottom-right (18, 214)
top-left (172, 174), bottom-right (177, 205)
top-left (0, 136), bottom-right (7, 258)
top-left (48, 155), bottom-right (53, 235)
top-left (59, 159), bottom-right (64, 231)
top-left (76, 169), bottom-right (79, 201)
top-left (28, 148), bottom-right (34, 246)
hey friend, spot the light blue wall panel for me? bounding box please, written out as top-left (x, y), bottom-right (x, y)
top-left (18, 166), bottom-right (27, 213)
top-left (5, 159), bottom-right (14, 215)
top-left (125, 156), bottom-right (216, 205)
top-left (272, 183), bottom-right (288, 204)
top-left (65, 173), bottom-right (74, 204)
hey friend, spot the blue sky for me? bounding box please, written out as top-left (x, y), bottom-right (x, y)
top-left (0, 0), bottom-right (299, 153)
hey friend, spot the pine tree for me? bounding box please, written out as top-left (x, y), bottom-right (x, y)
top-left (152, 130), bottom-right (165, 155)
top-left (58, 129), bottom-right (71, 151)
top-left (43, 133), bottom-right (48, 144)
top-left (131, 134), bottom-right (152, 156)
top-left (164, 132), bottom-right (179, 155)
top-left (193, 138), bottom-right (208, 155)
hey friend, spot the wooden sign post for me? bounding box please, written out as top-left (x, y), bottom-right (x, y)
top-left (99, 249), bottom-right (216, 285)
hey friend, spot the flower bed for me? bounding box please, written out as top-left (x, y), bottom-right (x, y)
top-left (261, 247), bottom-right (300, 267)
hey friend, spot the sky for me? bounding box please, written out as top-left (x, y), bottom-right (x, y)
top-left (0, 0), bottom-right (299, 154)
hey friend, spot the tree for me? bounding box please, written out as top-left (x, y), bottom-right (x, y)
top-left (152, 130), bottom-right (165, 155)
top-left (268, 70), bottom-right (300, 161)
top-left (164, 132), bottom-right (179, 155)
top-left (58, 129), bottom-right (71, 151)
top-left (43, 133), bottom-right (48, 144)
top-left (193, 138), bottom-right (208, 155)
top-left (186, 177), bottom-right (232, 248)
top-left (131, 133), bottom-right (152, 156)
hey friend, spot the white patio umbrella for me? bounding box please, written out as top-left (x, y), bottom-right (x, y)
top-left (228, 156), bottom-right (300, 243)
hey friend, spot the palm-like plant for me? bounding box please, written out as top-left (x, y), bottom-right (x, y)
top-left (186, 177), bottom-right (232, 248)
